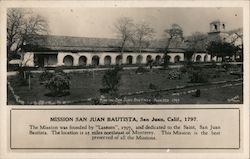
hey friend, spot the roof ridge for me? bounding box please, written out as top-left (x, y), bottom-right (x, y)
top-left (35, 34), bottom-right (119, 41)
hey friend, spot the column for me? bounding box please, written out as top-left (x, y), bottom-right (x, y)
top-left (111, 54), bottom-right (117, 65)
top-left (141, 54), bottom-right (147, 64)
top-left (99, 55), bottom-right (105, 65)
top-left (73, 54), bottom-right (79, 66)
top-left (57, 52), bottom-right (65, 66)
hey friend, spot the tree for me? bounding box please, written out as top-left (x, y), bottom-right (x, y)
top-left (7, 9), bottom-right (48, 62)
top-left (7, 9), bottom-right (24, 60)
top-left (114, 17), bottom-right (134, 54)
top-left (100, 66), bottom-right (122, 97)
top-left (206, 41), bottom-right (238, 62)
top-left (132, 22), bottom-right (155, 53)
top-left (163, 24), bottom-right (184, 67)
top-left (227, 29), bottom-right (243, 61)
top-left (227, 29), bottom-right (243, 46)
top-left (186, 32), bottom-right (207, 61)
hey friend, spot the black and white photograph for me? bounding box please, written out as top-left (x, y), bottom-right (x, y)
top-left (7, 7), bottom-right (243, 105)
top-left (1, 1), bottom-right (249, 159)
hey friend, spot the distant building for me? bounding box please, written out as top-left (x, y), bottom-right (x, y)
top-left (20, 20), bottom-right (243, 67)
top-left (208, 20), bottom-right (229, 42)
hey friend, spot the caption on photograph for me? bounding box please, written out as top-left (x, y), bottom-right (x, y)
top-left (10, 109), bottom-right (239, 149)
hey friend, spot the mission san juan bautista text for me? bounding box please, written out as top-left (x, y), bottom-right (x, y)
top-left (50, 116), bottom-right (179, 122)
top-left (28, 115), bottom-right (222, 139)
top-left (48, 116), bottom-right (220, 131)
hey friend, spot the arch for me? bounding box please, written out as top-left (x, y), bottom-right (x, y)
top-left (174, 55), bottom-right (181, 63)
top-left (146, 55), bottom-right (152, 63)
top-left (92, 56), bottom-right (100, 66)
top-left (104, 55), bottom-right (111, 65)
top-left (116, 55), bottom-right (122, 65)
top-left (126, 55), bottom-right (133, 64)
top-left (222, 23), bottom-right (225, 29)
top-left (79, 56), bottom-right (87, 66)
top-left (214, 24), bottom-right (217, 31)
top-left (204, 55), bottom-right (208, 62)
top-left (164, 55), bottom-right (171, 62)
top-left (196, 55), bottom-right (202, 62)
top-left (136, 55), bottom-right (143, 64)
top-left (63, 55), bottom-right (74, 66)
top-left (155, 55), bottom-right (161, 64)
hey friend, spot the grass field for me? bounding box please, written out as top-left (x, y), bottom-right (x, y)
top-left (124, 82), bottom-right (243, 104)
top-left (7, 67), bottom-right (243, 105)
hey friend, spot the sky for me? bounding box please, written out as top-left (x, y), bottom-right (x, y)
top-left (30, 7), bottom-right (243, 39)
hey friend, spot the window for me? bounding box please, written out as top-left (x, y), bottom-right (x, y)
top-left (222, 24), bottom-right (225, 30)
top-left (214, 24), bottom-right (217, 31)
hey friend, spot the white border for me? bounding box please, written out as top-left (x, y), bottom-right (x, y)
top-left (0, 1), bottom-right (249, 159)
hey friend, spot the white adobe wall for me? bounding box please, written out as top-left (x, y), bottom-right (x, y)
top-left (168, 53), bottom-right (184, 63)
top-left (192, 53), bottom-right (224, 62)
top-left (57, 52), bottom-right (166, 66)
top-left (192, 53), bottom-right (212, 62)
top-left (97, 53), bottom-right (118, 65)
top-left (21, 52), bottom-right (34, 67)
top-left (21, 51), bottom-right (187, 67)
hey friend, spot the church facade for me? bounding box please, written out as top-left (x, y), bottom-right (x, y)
top-left (20, 21), bottom-right (242, 67)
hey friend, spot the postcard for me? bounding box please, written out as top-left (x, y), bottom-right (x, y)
top-left (0, 1), bottom-right (249, 159)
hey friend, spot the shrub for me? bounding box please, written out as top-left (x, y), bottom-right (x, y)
top-left (44, 71), bottom-right (71, 97)
top-left (168, 69), bottom-right (181, 80)
top-left (189, 70), bottom-right (208, 83)
top-left (100, 67), bottom-right (121, 97)
top-left (39, 70), bottom-right (53, 84)
top-left (135, 66), bottom-right (149, 74)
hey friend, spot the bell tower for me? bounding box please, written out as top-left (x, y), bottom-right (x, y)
top-left (208, 20), bottom-right (228, 42)
top-left (209, 20), bottom-right (226, 32)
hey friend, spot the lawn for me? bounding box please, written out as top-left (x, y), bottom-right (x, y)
top-left (7, 67), bottom-right (243, 105)
top-left (125, 82), bottom-right (243, 104)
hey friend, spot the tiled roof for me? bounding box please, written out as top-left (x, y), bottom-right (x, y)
top-left (22, 26), bottom-right (242, 53)
top-left (24, 34), bottom-right (119, 48)
top-left (23, 34), bottom-right (188, 53)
